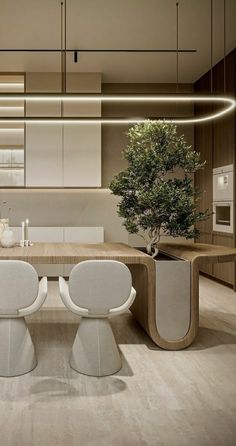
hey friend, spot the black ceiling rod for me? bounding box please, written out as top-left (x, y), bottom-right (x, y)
top-left (176, 2), bottom-right (179, 94)
top-left (223, 0), bottom-right (226, 94)
top-left (60, 1), bottom-right (67, 94)
top-left (60, 2), bottom-right (64, 94)
top-left (210, 0), bottom-right (213, 94)
top-left (0, 48), bottom-right (196, 53)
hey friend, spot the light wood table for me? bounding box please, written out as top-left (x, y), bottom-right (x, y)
top-left (0, 241), bottom-right (235, 350)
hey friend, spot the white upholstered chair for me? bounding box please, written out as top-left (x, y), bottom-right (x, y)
top-left (0, 260), bottom-right (47, 377)
top-left (59, 260), bottom-right (136, 376)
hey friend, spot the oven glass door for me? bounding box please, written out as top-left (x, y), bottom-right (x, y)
top-left (213, 202), bottom-right (233, 233)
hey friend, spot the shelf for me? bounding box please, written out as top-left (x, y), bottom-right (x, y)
top-left (0, 166), bottom-right (24, 170)
top-left (0, 165), bottom-right (24, 169)
top-left (0, 145), bottom-right (24, 149)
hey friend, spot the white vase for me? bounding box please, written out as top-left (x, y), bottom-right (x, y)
top-left (1, 228), bottom-right (15, 248)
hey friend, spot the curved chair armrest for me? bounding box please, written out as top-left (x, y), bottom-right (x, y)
top-left (109, 286), bottom-right (136, 317)
top-left (19, 276), bottom-right (48, 317)
top-left (59, 276), bottom-right (88, 317)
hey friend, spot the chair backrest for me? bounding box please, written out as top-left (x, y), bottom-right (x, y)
top-left (69, 260), bottom-right (132, 312)
top-left (0, 260), bottom-right (38, 311)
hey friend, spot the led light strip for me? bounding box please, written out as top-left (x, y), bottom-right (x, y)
top-left (0, 95), bottom-right (234, 124)
top-left (0, 107), bottom-right (24, 111)
top-left (0, 128), bottom-right (24, 132)
top-left (0, 83), bottom-right (24, 87)
top-left (0, 94), bottom-right (234, 102)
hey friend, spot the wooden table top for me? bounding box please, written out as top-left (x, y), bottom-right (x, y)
top-left (0, 241), bottom-right (235, 266)
top-left (0, 242), bottom-right (152, 265)
top-left (159, 242), bottom-right (236, 264)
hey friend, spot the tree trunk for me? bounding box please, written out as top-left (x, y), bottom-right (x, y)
top-left (146, 228), bottom-right (160, 258)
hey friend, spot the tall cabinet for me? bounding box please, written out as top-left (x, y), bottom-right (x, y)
top-left (25, 73), bottom-right (101, 188)
top-left (194, 49), bottom-right (236, 288)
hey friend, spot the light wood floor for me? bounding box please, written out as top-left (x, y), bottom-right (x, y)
top-left (0, 276), bottom-right (236, 446)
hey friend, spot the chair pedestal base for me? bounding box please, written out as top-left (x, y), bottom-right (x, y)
top-left (0, 318), bottom-right (37, 377)
top-left (70, 317), bottom-right (122, 377)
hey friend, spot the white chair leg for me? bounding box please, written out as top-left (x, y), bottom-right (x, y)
top-left (70, 317), bottom-right (122, 377)
top-left (0, 318), bottom-right (37, 377)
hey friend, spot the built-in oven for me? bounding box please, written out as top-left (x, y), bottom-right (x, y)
top-left (213, 201), bottom-right (233, 233)
top-left (212, 164), bottom-right (234, 234)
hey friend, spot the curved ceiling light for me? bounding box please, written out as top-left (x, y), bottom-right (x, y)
top-left (0, 95), bottom-right (235, 124)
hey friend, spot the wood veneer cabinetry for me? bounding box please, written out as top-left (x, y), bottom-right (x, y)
top-left (212, 234), bottom-right (235, 285)
top-left (194, 49), bottom-right (236, 288)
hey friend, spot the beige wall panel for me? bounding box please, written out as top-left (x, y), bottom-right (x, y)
top-left (0, 189), bottom-right (128, 243)
top-left (26, 73), bottom-right (61, 93)
top-left (66, 73), bottom-right (102, 93)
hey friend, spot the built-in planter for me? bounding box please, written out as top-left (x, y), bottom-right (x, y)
top-left (129, 247), bottom-right (193, 349)
top-left (154, 253), bottom-right (191, 342)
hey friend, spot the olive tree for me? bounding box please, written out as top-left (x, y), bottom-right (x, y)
top-left (109, 121), bottom-right (208, 257)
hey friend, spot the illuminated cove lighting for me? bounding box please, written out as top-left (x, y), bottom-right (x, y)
top-left (0, 95), bottom-right (235, 124)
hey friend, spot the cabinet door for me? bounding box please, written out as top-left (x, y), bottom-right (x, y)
top-left (198, 233), bottom-right (213, 276)
top-left (63, 123), bottom-right (101, 187)
top-left (25, 73), bottom-right (63, 187)
top-left (63, 73), bottom-right (101, 187)
top-left (212, 234), bottom-right (234, 285)
top-left (0, 129), bottom-right (24, 146)
top-left (26, 119), bottom-right (63, 187)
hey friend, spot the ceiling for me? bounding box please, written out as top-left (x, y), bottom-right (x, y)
top-left (0, 0), bottom-right (236, 83)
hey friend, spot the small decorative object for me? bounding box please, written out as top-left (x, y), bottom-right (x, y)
top-left (110, 121), bottom-right (209, 258)
top-left (1, 227), bottom-right (15, 248)
top-left (0, 201), bottom-right (11, 242)
top-left (25, 218), bottom-right (29, 243)
top-left (0, 218), bottom-right (9, 242)
top-left (20, 219), bottom-right (32, 247)
top-left (20, 221), bottom-right (25, 247)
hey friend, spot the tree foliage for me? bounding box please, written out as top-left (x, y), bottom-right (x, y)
top-left (109, 121), bottom-right (209, 257)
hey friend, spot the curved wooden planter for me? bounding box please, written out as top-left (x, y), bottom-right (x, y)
top-left (154, 256), bottom-right (191, 344)
top-left (130, 241), bottom-right (236, 350)
top-left (130, 252), bottom-right (196, 350)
